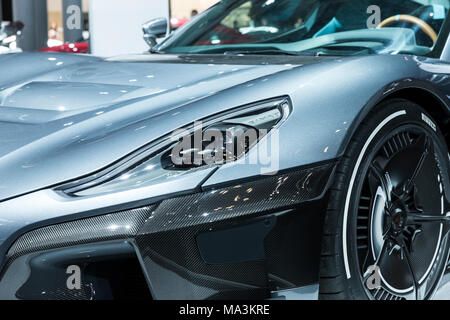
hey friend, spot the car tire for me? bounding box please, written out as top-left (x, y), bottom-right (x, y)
top-left (319, 98), bottom-right (450, 300)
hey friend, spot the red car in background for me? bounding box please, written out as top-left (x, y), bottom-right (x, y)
top-left (39, 42), bottom-right (89, 54)
top-left (170, 17), bottom-right (190, 29)
top-left (38, 16), bottom-right (187, 54)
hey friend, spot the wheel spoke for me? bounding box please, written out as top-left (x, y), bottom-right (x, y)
top-left (407, 211), bottom-right (450, 240)
top-left (374, 238), bottom-right (390, 268)
top-left (382, 223), bottom-right (391, 238)
top-left (404, 135), bottom-right (431, 192)
top-left (369, 162), bottom-right (392, 202)
top-left (364, 238), bottom-right (390, 280)
top-left (407, 212), bottom-right (450, 224)
top-left (399, 237), bottom-right (422, 300)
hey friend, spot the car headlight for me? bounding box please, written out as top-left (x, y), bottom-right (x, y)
top-left (59, 97), bottom-right (292, 197)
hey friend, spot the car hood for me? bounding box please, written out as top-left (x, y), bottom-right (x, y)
top-left (0, 52), bottom-right (338, 201)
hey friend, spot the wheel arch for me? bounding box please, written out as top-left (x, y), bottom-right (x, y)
top-left (383, 87), bottom-right (450, 145)
top-left (339, 83), bottom-right (450, 157)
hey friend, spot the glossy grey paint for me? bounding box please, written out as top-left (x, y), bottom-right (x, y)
top-left (0, 51), bottom-right (449, 263)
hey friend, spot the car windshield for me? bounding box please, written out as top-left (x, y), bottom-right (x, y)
top-left (154, 0), bottom-right (449, 56)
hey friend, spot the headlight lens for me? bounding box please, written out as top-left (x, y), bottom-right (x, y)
top-left (60, 97), bottom-right (291, 197)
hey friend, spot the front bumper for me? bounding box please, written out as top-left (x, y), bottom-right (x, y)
top-left (0, 162), bottom-right (335, 300)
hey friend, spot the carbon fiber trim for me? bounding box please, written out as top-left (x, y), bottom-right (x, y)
top-left (134, 164), bottom-right (334, 299)
top-left (7, 206), bottom-right (154, 260)
top-left (2, 163), bottom-right (333, 300)
top-left (138, 164), bottom-right (333, 235)
top-left (136, 222), bottom-right (271, 300)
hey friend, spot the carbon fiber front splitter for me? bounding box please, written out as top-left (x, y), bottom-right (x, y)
top-left (0, 163), bottom-right (335, 300)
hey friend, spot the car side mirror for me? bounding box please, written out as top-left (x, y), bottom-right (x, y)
top-left (142, 17), bottom-right (168, 48)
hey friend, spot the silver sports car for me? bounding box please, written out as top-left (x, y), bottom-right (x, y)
top-left (0, 0), bottom-right (450, 300)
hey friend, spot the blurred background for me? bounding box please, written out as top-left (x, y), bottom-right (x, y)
top-left (0, 0), bottom-right (219, 56)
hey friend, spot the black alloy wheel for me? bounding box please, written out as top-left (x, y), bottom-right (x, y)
top-left (319, 99), bottom-right (450, 300)
top-left (357, 127), bottom-right (450, 299)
